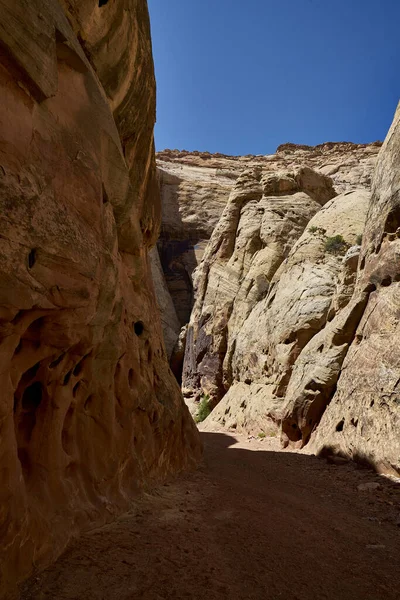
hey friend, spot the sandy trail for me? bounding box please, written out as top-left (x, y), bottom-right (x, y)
top-left (21, 431), bottom-right (400, 600)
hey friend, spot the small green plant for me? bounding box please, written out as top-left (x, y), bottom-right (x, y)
top-left (356, 233), bottom-right (363, 245)
top-left (309, 225), bottom-right (326, 235)
top-left (258, 431), bottom-right (266, 438)
top-left (195, 394), bottom-right (211, 423)
top-left (324, 234), bottom-right (350, 256)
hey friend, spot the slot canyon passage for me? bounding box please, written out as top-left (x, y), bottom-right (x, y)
top-left (0, 0), bottom-right (399, 599)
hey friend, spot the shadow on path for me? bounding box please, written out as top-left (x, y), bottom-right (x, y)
top-left (21, 431), bottom-right (400, 600)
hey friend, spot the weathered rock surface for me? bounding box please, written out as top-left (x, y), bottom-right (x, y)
top-left (306, 103), bottom-right (400, 475)
top-left (181, 108), bottom-right (400, 476)
top-left (149, 247), bottom-right (180, 358)
top-left (0, 0), bottom-right (200, 596)
top-left (156, 141), bottom-right (379, 351)
top-left (183, 167), bottom-right (339, 407)
top-left (157, 161), bottom-right (234, 328)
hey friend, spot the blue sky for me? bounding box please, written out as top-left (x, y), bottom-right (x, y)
top-left (148, 0), bottom-right (400, 155)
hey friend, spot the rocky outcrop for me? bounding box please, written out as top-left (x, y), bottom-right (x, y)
top-left (156, 142), bottom-right (380, 350)
top-left (194, 181), bottom-right (369, 437)
top-left (182, 167), bottom-right (338, 408)
top-left (182, 108), bottom-right (400, 476)
top-left (305, 103), bottom-right (400, 475)
top-left (181, 153), bottom-right (374, 451)
top-left (157, 161), bottom-right (234, 330)
top-left (149, 247), bottom-right (181, 358)
top-left (0, 1), bottom-right (200, 596)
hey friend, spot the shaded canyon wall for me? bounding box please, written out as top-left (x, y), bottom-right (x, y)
top-left (0, 0), bottom-right (200, 595)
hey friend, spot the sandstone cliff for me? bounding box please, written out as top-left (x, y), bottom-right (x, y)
top-left (176, 118), bottom-right (400, 475)
top-left (156, 133), bottom-right (400, 476)
top-left (0, 1), bottom-right (200, 596)
top-left (156, 142), bottom-right (380, 357)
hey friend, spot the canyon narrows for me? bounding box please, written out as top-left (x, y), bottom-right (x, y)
top-left (0, 0), bottom-right (399, 598)
top-left (156, 133), bottom-right (400, 476)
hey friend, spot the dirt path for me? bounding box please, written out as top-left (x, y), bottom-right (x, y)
top-left (21, 431), bottom-right (400, 600)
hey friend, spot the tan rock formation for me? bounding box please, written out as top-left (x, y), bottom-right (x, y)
top-left (157, 161), bottom-right (234, 327)
top-left (305, 103), bottom-right (400, 475)
top-left (149, 247), bottom-right (181, 358)
top-left (187, 166), bottom-right (372, 459)
top-left (156, 141), bottom-right (379, 347)
top-left (0, 0), bottom-right (200, 596)
top-left (182, 167), bottom-right (338, 408)
top-left (183, 107), bottom-right (400, 476)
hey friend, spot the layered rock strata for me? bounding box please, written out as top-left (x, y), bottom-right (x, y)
top-left (306, 104), bottom-right (400, 475)
top-left (0, 0), bottom-right (200, 595)
top-left (181, 110), bottom-right (400, 475)
top-left (156, 142), bottom-right (380, 355)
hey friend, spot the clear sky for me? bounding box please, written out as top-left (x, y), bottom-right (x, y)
top-left (148, 0), bottom-right (400, 155)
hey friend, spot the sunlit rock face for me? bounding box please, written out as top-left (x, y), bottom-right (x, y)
top-left (307, 104), bottom-right (400, 476)
top-left (155, 142), bottom-right (379, 358)
top-left (0, 0), bottom-right (200, 595)
top-left (175, 111), bottom-right (400, 477)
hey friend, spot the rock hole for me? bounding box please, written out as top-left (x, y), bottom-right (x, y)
top-left (24, 317), bottom-right (45, 339)
top-left (55, 29), bottom-right (68, 43)
top-left (98, 0), bottom-right (109, 5)
top-left (73, 357), bottom-right (85, 376)
top-left (102, 184), bottom-right (109, 204)
top-left (363, 283), bottom-right (376, 294)
top-left (381, 276), bottom-right (392, 287)
top-left (73, 381), bottom-right (81, 397)
top-left (22, 381), bottom-right (42, 411)
top-left (308, 419), bottom-right (313, 425)
top-left (370, 399), bottom-right (375, 407)
top-left (351, 418), bottom-right (358, 427)
top-left (336, 419), bottom-right (344, 432)
top-left (360, 256), bottom-right (366, 270)
top-left (24, 361), bottom-right (41, 381)
top-left (49, 353), bottom-right (65, 369)
top-left (128, 368), bottom-right (134, 389)
top-left (17, 448), bottom-right (31, 473)
top-left (306, 380), bottom-right (319, 392)
top-left (374, 241), bottom-right (382, 255)
top-left (28, 249), bottom-right (36, 269)
top-left (384, 206), bottom-right (400, 234)
top-left (327, 311), bottom-right (335, 323)
top-left (134, 321), bottom-right (144, 336)
top-left (17, 382), bottom-right (43, 443)
top-left (291, 423), bottom-right (298, 429)
top-left (14, 340), bottom-right (22, 355)
top-left (84, 395), bottom-right (94, 411)
top-left (63, 370), bottom-right (72, 386)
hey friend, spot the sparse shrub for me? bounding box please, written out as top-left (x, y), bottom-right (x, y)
top-left (258, 431), bottom-right (266, 438)
top-left (356, 234), bottom-right (363, 245)
top-left (324, 234), bottom-right (350, 256)
top-left (195, 394), bottom-right (211, 423)
top-left (309, 225), bottom-right (326, 235)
